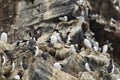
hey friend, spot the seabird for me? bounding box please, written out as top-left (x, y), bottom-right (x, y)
top-left (21, 56), bottom-right (28, 70)
top-left (28, 37), bottom-right (36, 47)
top-left (34, 27), bottom-right (43, 40)
top-left (54, 62), bottom-right (63, 70)
top-left (4, 50), bottom-right (13, 61)
top-left (0, 32), bottom-right (8, 42)
top-left (63, 31), bottom-right (71, 44)
top-left (32, 46), bottom-right (39, 56)
top-left (69, 40), bottom-right (80, 53)
top-left (102, 40), bottom-right (109, 53)
top-left (84, 38), bottom-right (92, 49)
top-left (0, 53), bottom-right (6, 66)
top-left (107, 59), bottom-right (115, 74)
top-left (41, 51), bottom-right (48, 60)
top-left (84, 57), bottom-right (93, 72)
top-left (50, 29), bottom-right (63, 43)
top-left (59, 16), bottom-right (68, 22)
top-left (13, 71), bottom-right (22, 80)
top-left (76, 16), bottom-right (85, 22)
top-left (76, 0), bottom-right (83, 6)
top-left (16, 40), bottom-right (28, 47)
top-left (11, 60), bottom-right (15, 72)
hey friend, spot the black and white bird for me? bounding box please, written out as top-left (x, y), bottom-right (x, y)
top-left (84, 57), bottom-right (93, 72)
top-left (102, 40), bottom-right (109, 53)
top-left (4, 50), bottom-right (14, 61)
top-left (84, 38), bottom-right (92, 49)
top-left (59, 16), bottom-right (68, 22)
top-left (21, 56), bottom-right (28, 70)
top-left (13, 71), bottom-right (22, 80)
top-left (0, 32), bottom-right (8, 42)
top-left (0, 53), bottom-right (6, 66)
top-left (63, 31), bottom-right (71, 44)
top-left (107, 59), bottom-right (115, 74)
top-left (28, 37), bottom-right (36, 47)
top-left (54, 62), bottom-right (63, 70)
top-left (16, 40), bottom-right (28, 47)
top-left (76, 0), bottom-right (83, 6)
top-left (41, 51), bottom-right (48, 60)
top-left (32, 46), bottom-right (39, 57)
top-left (11, 60), bottom-right (15, 72)
top-left (49, 29), bottom-right (63, 44)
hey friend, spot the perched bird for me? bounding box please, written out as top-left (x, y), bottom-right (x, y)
top-left (59, 16), bottom-right (68, 22)
top-left (4, 50), bottom-right (14, 61)
top-left (54, 62), bottom-right (63, 70)
top-left (11, 60), bottom-right (15, 72)
top-left (84, 57), bottom-right (93, 72)
top-left (0, 32), bottom-right (8, 43)
top-left (50, 35), bottom-right (58, 44)
top-left (28, 37), bottom-right (36, 47)
top-left (107, 59), bottom-right (115, 74)
top-left (21, 56), bottom-right (28, 70)
top-left (84, 38), bottom-right (92, 49)
top-left (76, 0), bottom-right (83, 6)
top-left (41, 51), bottom-right (48, 60)
top-left (76, 16), bottom-right (85, 22)
top-left (63, 31), bottom-right (71, 44)
top-left (32, 46), bottom-right (39, 56)
top-left (0, 53), bottom-right (6, 66)
top-left (16, 40), bottom-right (28, 47)
top-left (102, 40), bottom-right (109, 53)
top-left (49, 29), bottom-right (62, 44)
top-left (12, 71), bottom-right (23, 80)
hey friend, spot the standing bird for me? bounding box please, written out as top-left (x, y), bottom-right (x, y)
top-left (102, 40), bottom-right (109, 53)
top-left (0, 53), bottom-right (6, 67)
top-left (21, 56), bottom-right (28, 70)
top-left (54, 62), bottom-right (63, 70)
top-left (41, 51), bottom-right (48, 60)
top-left (59, 16), bottom-right (68, 22)
top-left (84, 38), bottom-right (92, 49)
top-left (49, 29), bottom-right (62, 44)
top-left (63, 31), bottom-right (71, 44)
top-left (4, 50), bottom-right (14, 61)
top-left (107, 59), bottom-right (115, 74)
top-left (84, 57), bottom-right (93, 72)
top-left (28, 37), bottom-right (36, 47)
top-left (76, 0), bottom-right (83, 6)
top-left (32, 46), bottom-right (39, 57)
top-left (0, 32), bottom-right (8, 43)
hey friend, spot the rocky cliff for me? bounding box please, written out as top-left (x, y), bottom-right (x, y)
top-left (0, 0), bottom-right (120, 80)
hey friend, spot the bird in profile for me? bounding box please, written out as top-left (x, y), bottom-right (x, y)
top-left (54, 62), bottom-right (63, 70)
top-left (0, 53), bottom-right (6, 67)
top-left (32, 46), bottom-right (39, 57)
top-left (107, 59), bottom-right (115, 74)
top-left (84, 38), bottom-right (92, 49)
top-left (59, 16), bottom-right (68, 22)
top-left (4, 50), bottom-right (14, 61)
top-left (63, 31), bottom-right (71, 44)
top-left (0, 32), bottom-right (8, 43)
top-left (76, 0), bottom-right (83, 6)
top-left (84, 57), bottom-right (93, 72)
top-left (21, 55), bottom-right (28, 70)
top-left (102, 40), bottom-right (109, 53)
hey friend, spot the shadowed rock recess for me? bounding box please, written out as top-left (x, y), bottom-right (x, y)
top-left (0, 0), bottom-right (120, 80)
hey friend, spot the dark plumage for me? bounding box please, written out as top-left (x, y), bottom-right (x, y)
top-left (107, 59), bottom-right (114, 73)
top-left (28, 37), bottom-right (36, 47)
top-left (41, 53), bottom-right (47, 60)
top-left (85, 57), bottom-right (94, 71)
top-left (4, 50), bottom-right (13, 60)
top-left (22, 56), bottom-right (28, 70)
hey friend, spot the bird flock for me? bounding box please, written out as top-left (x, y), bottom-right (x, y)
top-left (0, 0), bottom-right (120, 80)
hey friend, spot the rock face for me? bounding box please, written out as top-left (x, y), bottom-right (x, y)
top-left (0, 0), bottom-right (120, 80)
